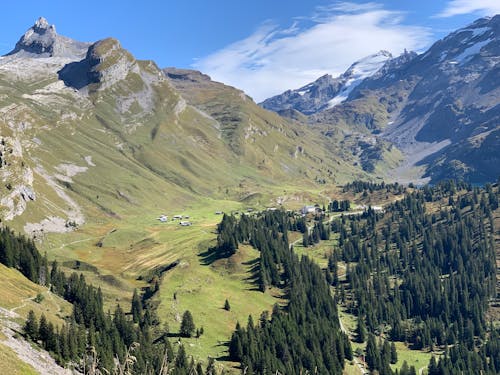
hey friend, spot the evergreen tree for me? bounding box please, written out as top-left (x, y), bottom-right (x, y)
top-left (38, 314), bottom-right (49, 347)
top-left (175, 344), bottom-right (188, 370)
top-left (390, 341), bottom-right (398, 364)
top-left (131, 289), bottom-right (143, 323)
top-left (24, 310), bottom-right (38, 340)
top-left (356, 316), bottom-right (366, 343)
top-left (180, 310), bottom-right (195, 337)
top-left (224, 299), bottom-right (231, 311)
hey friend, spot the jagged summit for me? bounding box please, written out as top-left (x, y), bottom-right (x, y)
top-left (260, 50), bottom-right (393, 114)
top-left (6, 17), bottom-right (90, 59)
top-left (33, 16), bottom-right (51, 31)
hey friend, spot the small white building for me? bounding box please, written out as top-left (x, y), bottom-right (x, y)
top-left (301, 205), bottom-right (316, 215)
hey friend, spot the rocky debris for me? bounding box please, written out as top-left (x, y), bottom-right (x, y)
top-left (0, 307), bottom-right (75, 375)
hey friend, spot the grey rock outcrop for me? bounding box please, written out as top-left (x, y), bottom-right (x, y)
top-left (6, 17), bottom-right (90, 59)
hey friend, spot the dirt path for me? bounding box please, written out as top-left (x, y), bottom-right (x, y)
top-left (56, 237), bottom-right (93, 250)
top-left (338, 314), bottom-right (368, 375)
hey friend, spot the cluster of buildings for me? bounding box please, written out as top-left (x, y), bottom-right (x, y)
top-left (156, 214), bottom-right (191, 226)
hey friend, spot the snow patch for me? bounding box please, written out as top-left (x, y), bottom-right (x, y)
top-left (328, 51), bottom-right (391, 108)
top-left (455, 39), bottom-right (492, 65)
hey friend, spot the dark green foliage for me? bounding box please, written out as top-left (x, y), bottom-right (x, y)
top-left (180, 310), bottom-right (195, 337)
top-left (390, 341), bottom-right (397, 364)
top-left (0, 227), bottom-right (45, 284)
top-left (24, 309), bottom-right (38, 340)
top-left (131, 288), bottom-right (143, 323)
top-left (329, 200), bottom-right (351, 212)
top-left (342, 180), bottom-right (404, 195)
top-left (227, 210), bottom-right (350, 374)
top-left (428, 326), bottom-right (500, 374)
top-left (0, 226), bottom-right (190, 374)
top-left (338, 183), bottom-right (497, 348)
top-left (224, 299), bottom-right (231, 311)
top-left (335, 181), bottom-right (499, 374)
top-left (356, 316), bottom-right (366, 343)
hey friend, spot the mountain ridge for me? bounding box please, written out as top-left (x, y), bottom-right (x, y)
top-left (260, 50), bottom-right (393, 115)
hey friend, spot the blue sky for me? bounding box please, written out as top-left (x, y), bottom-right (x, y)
top-left (1, 1), bottom-right (499, 100)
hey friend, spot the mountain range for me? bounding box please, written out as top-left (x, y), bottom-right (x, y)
top-left (0, 17), bottom-right (373, 236)
top-left (0, 15), bottom-right (499, 233)
top-left (260, 15), bottom-right (500, 183)
top-left (0, 14), bottom-right (499, 375)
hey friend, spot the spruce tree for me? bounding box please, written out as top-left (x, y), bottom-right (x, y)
top-left (356, 316), bottom-right (366, 343)
top-left (390, 341), bottom-right (398, 364)
top-left (131, 289), bottom-right (143, 323)
top-left (24, 310), bottom-right (38, 340)
top-left (224, 299), bottom-right (231, 311)
top-left (180, 310), bottom-right (195, 337)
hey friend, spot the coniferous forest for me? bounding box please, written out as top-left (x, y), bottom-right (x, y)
top-left (0, 228), bottom-right (204, 374)
top-left (0, 180), bottom-right (499, 374)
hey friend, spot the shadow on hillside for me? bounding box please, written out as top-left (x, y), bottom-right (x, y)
top-left (199, 246), bottom-right (230, 265)
top-left (243, 259), bottom-right (262, 291)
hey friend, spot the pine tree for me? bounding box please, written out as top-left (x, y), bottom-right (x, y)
top-left (366, 334), bottom-right (380, 371)
top-left (180, 310), bottom-right (195, 337)
top-left (24, 310), bottom-right (38, 340)
top-left (131, 289), bottom-right (143, 323)
top-left (175, 344), bottom-right (188, 370)
top-left (356, 316), bottom-right (366, 343)
top-left (38, 314), bottom-right (49, 347)
top-left (390, 341), bottom-right (398, 364)
top-left (224, 299), bottom-right (231, 311)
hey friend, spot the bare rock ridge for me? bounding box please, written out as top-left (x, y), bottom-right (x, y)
top-left (58, 38), bottom-right (139, 91)
top-left (6, 17), bottom-right (90, 59)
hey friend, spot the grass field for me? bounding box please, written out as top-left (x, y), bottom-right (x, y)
top-left (156, 243), bottom-right (280, 366)
top-left (0, 264), bottom-right (72, 327)
top-left (0, 264), bottom-right (73, 375)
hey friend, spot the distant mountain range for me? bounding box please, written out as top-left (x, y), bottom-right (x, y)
top-left (261, 15), bottom-right (500, 183)
top-left (0, 15), bottom-right (499, 235)
top-left (260, 50), bottom-right (394, 114)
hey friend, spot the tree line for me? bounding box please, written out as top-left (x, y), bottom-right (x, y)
top-left (0, 227), bottom-right (212, 374)
top-left (216, 210), bottom-right (351, 374)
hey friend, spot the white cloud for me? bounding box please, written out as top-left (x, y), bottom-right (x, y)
top-left (437, 0), bottom-right (500, 18)
top-left (193, 2), bottom-right (431, 102)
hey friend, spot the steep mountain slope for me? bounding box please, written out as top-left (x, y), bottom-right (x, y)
top-left (315, 15), bottom-right (500, 183)
top-left (260, 50), bottom-right (392, 115)
top-left (0, 18), bottom-right (369, 238)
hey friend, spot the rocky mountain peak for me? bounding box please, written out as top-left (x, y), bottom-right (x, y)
top-left (6, 17), bottom-right (90, 59)
top-left (33, 16), bottom-right (51, 31)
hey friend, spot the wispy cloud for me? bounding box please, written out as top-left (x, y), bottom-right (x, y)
top-left (437, 0), bottom-right (500, 18)
top-left (194, 2), bottom-right (431, 102)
